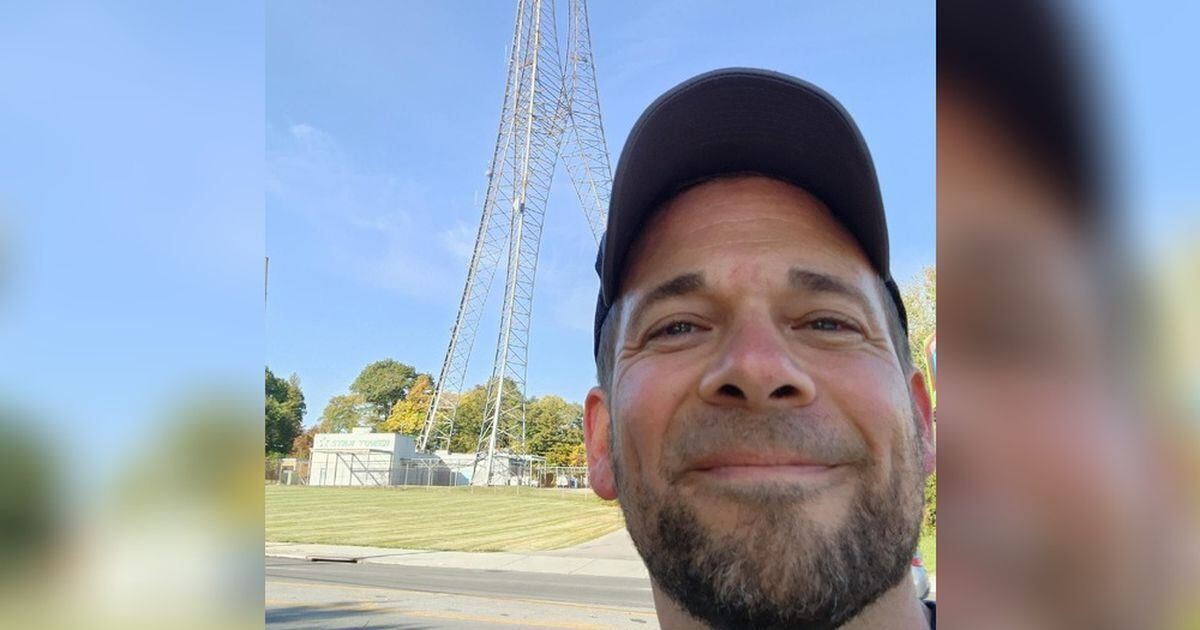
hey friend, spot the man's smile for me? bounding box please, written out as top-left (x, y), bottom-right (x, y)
top-left (681, 450), bottom-right (856, 485)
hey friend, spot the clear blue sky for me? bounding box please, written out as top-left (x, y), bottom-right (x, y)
top-left (265, 0), bottom-right (936, 424)
top-left (1, 3), bottom-right (264, 471)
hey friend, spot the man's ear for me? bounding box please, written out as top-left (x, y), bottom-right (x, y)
top-left (909, 370), bottom-right (936, 476)
top-left (584, 386), bottom-right (617, 500)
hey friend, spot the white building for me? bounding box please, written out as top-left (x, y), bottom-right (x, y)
top-left (309, 428), bottom-right (418, 486)
top-left (308, 428), bottom-right (541, 487)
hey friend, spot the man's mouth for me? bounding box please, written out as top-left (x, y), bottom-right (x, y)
top-left (686, 452), bottom-right (848, 482)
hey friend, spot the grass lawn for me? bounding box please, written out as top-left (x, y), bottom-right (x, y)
top-left (267, 485), bottom-right (938, 572)
top-left (266, 485), bottom-right (624, 552)
top-left (918, 529), bottom-right (936, 576)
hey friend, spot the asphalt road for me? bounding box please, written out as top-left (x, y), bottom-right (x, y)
top-left (266, 556), bottom-right (658, 629)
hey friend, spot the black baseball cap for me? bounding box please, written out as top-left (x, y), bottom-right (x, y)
top-left (593, 67), bottom-right (907, 357)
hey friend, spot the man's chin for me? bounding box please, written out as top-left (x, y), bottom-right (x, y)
top-left (618, 461), bottom-right (921, 630)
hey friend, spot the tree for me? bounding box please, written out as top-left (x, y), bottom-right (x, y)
top-left (291, 425), bottom-right (318, 459)
top-left (567, 442), bottom-right (587, 467)
top-left (445, 377), bottom-right (527, 453)
top-left (350, 359), bottom-right (419, 426)
top-left (923, 472), bottom-right (937, 533)
top-left (544, 441), bottom-right (588, 467)
top-left (900, 267), bottom-right (937, 534)
top-left (265, 367), bottom-right (305, 455)
top-left (899, 266), bottom-right (936, 371)
top-left (381, 374), bottom-right (435, 438)
top-left (317, 393), bottom-right (370, 433)
top-left (525, 395), bottom-right (584, 459)
top-left (544, 442), bottom-right (576, 467)
top-left (448, 385), bottom-right (488, 453)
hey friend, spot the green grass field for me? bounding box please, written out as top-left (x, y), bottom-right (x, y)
top-left (267, 485), bottom-right (936, 576)
top-left (266, 485), bottom-right (625, 551)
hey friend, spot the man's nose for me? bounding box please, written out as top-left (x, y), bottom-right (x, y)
top-left (698, 317), bottom-right (817, 409)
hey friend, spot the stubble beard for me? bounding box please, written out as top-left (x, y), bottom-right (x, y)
top-left (613, 407), bottom-right (926, 630)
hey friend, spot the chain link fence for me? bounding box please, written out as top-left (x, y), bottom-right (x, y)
top-left (265, 458), bottom-right (592, 489)
top-left (266, 457), bottom-right (310, 485)
top-left (532, 465), bottom-right (590, 489)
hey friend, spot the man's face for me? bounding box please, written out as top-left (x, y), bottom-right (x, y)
top-left (584, 176), bottom-right (934, 628)
top-left (937, 86), bottom-right (1158, 630)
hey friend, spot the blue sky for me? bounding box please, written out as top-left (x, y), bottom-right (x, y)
top-left (266, 0), bottom-right (936, 423)
top-left (0, 1), bottom-right (1192, 467)
top-left (1, 3), bottom-right (264, 472)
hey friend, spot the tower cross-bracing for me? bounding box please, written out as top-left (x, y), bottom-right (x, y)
top-left (417, 0), bottom-right (611, 486)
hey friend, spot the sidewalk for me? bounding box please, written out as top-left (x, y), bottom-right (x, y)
top-left (267, 530), bottom-right (935, 599)
top-left (266, 528), bottom-right (650, 580)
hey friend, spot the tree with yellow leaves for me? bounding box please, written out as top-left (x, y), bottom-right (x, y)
top-left (381, 374), bottom-right (435, 438)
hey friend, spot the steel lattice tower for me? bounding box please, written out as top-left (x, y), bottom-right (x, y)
top-left (417, 0), bottom-right (611, 485)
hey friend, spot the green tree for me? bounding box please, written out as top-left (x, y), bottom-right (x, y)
top-left (445, 377), bottom-right (526, 453)
top-left (381, 373), bottom-right (435, 438)
top-left (349, 359), bottom-right (418, 426)
top-left (900, 266), bottom-right (936, 371)
top-left (318, 393), bottom-right (370, 433)
top-left (448, 385), bottom-right (487, 453)
top-left (544, 441), bottom-right (588, 467)
top-left (525, 395), bottom-right (584, 459)
top-left (900, 267), bottom-right (937, 537)
top-left (265, 367), bottom-right (305, 455)
top-left (544, 442), bottom-right (576, 467)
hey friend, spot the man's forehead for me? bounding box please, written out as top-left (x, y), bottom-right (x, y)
top-left (655, 175), bottom-right (832, 231)
top-left (620, 175), bottom-right (875, 293)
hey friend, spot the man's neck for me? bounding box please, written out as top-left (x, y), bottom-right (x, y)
top-left (651, 578), bottom-right (931, 630)
top-left (838, 578), bottom-right (931, 630)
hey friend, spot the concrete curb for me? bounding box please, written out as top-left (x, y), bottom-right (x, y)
top-left (265, 541), bottom-right (651, 580)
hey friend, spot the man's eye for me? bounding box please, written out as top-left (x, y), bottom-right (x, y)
top-left (651, 321), bottom-right (697, 338)
top-left (806, 317), bottom-right (859, 333)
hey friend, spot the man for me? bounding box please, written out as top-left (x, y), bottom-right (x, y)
top-left (937, 2), bottom-right (1180, 628)
top-left (583, 69), bottom-right (935, 630)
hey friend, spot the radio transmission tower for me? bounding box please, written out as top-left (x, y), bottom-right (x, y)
top-left (417, 0), bottom-right (611, 486)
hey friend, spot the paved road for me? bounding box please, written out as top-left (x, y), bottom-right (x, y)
top-left (266, 556), bottom-right (658, 629)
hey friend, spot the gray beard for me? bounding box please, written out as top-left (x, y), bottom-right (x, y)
top-left (614, 409), bottom-right (925, 630)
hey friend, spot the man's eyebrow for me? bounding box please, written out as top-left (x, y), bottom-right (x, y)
top-left (789, 269), bottom-right (875, 314)
top-left (626, 272), bottom-right (706, 332)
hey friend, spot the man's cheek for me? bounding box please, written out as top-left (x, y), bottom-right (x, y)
top-left (616, 359), bottom-right (695, 482)
top-left (816, 356), bottom-right (909, 453)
